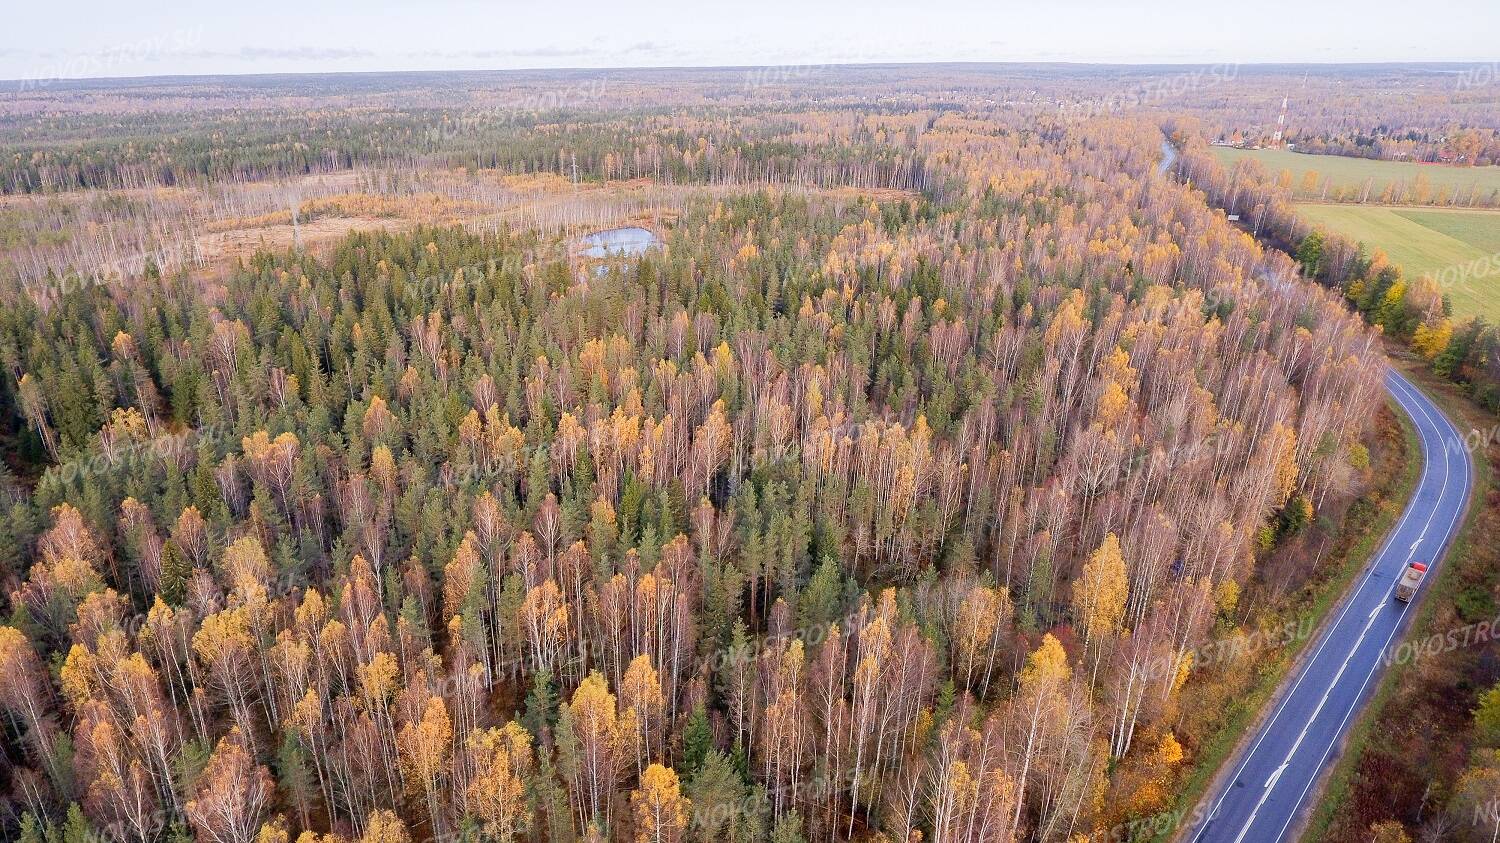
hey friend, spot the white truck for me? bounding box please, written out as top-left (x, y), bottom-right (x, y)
top-left (1394, 561), bottom-right (1429, 602)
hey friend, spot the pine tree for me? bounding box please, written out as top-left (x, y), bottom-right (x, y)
top-left (275, 733), bottom-right (318, 829)
top-left (684, 749), bottom-right (745, 840)
top-left (769, 811), bottom-right (806, 843)
top-left (1295, 230), bottom-right (1324, 277)
top-left (16, 813), bottom-right (44, 843)
top-left (159, 542), bottom-right (190, 606)
top-left (61, 803), bottom-right (94, 843)
top-left (796, 555), bottom-right (842, 631)
top-left (523, 668), bottom-right (560, 738)
top-left (681, 704), bottom-right (713, 777)
top-left (532, 741), bottom-right (576, 843)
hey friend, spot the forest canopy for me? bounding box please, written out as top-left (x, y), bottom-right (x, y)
top-left (0, 76), bottom-right (1401, 843)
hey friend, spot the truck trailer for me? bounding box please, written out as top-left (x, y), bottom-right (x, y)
top-left (1395, 561), bottom-right (1429, 602)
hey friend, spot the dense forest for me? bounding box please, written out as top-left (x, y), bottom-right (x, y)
top-left (0, 100), bottom-right (1396, 843)
top-left (0, 108), bottom-right (933, 196)
top-left (7, 54), bottom-right (1500, 842)
top-left (7, 64), bottom-right (1498, 196)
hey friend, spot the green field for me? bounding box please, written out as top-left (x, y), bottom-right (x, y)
top-left (1294, 203), bottom-right (1500, 322)
top-left (1213, 147), bottom-right (1500, 206)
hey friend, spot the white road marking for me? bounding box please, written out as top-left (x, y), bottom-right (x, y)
top-left (1194, 373), bottom-right (1437, 837)
top-left (1267, 370), bottom-right (1471, 843)
top-left (1231, 604), bottom-right (1385, 842)
top-left (1193, 370), bottom-right (1472, 842)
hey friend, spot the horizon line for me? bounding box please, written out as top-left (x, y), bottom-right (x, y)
top-left (7, 58), bottom-right (1496, 89)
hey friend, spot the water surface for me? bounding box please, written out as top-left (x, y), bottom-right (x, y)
top-left (580, 226), bottom-right (660, 258)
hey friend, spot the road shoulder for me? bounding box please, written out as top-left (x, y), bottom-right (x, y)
top-left (1300, 350), bottom-right (1492, 842)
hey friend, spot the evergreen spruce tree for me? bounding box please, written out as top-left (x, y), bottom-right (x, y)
top-left (523, 667), bottom-right (559, 738)
top-left (159, 542), bottom-right (190, 606)
top-left (681, 703), bottom-right (713, 777)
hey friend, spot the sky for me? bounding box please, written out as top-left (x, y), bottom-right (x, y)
top-left (2, 0), bottom-right (1498, 81)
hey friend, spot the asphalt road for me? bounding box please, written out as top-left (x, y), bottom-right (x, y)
top-left (1186, 368), bottom-right (1473, 843)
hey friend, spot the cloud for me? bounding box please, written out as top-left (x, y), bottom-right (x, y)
top-left (394, 45), bottom-right (603, 61)
top-left (236, 46), bottom-right (377, 61)
top-left (172, 46), bottom-right (377, 61)
top-left (392, 41), bottom-right (675, 63)
top-left (509, 45), bottom-right (599, 58)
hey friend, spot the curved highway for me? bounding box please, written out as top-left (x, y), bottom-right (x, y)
top-left (1186, 367), bottom-right (1473, 843)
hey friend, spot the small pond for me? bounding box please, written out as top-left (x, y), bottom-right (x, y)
top-left (580, 226), bottom-right (660, 258)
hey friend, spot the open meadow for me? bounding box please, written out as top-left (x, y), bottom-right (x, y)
top-left (1213, 146), bottom-right (1500, 206)
top-left (1294, 202), bottom-right (1500, 321)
